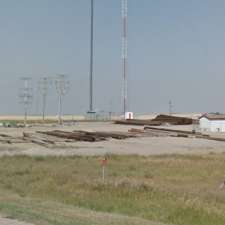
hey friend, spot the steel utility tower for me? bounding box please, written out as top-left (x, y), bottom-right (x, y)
top-left (19, 77), bottom-right (33, 125)
top-left (122, 0), bottom-right (128, 118)
top-left (38, 77), bottom-right (51, 121)
top-left (89, 0), bottom-right (94, 112)
top-left (55, 74), bottom-right (70, 124)
top-left (169, 100), bottom-right (173, 115)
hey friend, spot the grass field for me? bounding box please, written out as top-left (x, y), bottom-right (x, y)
top-left (0, 154), bottom-right (225, 225)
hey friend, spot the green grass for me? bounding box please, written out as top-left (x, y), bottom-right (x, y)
top-left (0, 154), bottom-right (225, 225)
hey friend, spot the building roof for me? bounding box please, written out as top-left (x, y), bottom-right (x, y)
top-left (199, 114), bottom-right (225, 121)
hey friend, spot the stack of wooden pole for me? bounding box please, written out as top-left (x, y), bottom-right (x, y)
top-left (37, 130), bottom-right (136, 142)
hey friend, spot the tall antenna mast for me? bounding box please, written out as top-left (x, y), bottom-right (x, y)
top-left (89, 0), bottom-right (94, 112)
top-left (122, 0), bottom-right (128, 118)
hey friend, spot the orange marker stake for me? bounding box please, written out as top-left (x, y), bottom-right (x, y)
top-left (101, 157), bottom-right (108, 183)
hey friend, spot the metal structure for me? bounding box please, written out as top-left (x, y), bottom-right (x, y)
top-left (19, 77), bottom-right (33, 125)
top-left (122, 0), bottom-right (128, 118)
top-left (169, 100), bottom-right (173, 115)
top-left (55, 74), bottom-right (70, 124)
top-left (38, 77), bottom-right (51, 121)
top-left (89, 0), bottom-right (94, 113)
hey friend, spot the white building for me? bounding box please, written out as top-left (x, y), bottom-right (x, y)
top-left (125, 112), bottom-right (134, 120)
top-left (199, 114), bottom-right (225, 132)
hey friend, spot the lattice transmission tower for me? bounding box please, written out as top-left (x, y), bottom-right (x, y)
top-left (38, 77), bottom-right (51, 121)
top-left (19, 77), bottom-right (33, 125)
top-left (55, 74), bottom-right (70, 124)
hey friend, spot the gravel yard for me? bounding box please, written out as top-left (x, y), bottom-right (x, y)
top-left (0, 122), bottom-right (225, 156)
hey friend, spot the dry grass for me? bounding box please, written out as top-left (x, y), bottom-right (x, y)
top-left (0, 154), bottom-right (225, 225)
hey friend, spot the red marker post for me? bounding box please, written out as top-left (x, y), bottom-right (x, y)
top-left (101, 157), bottom-right (108, 183)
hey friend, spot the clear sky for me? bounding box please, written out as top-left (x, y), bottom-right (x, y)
top-left (0, 0), bottom-right (225, 115)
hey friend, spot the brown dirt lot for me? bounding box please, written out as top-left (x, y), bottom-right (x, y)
top-left (0, 122), bottom-right (225, 157)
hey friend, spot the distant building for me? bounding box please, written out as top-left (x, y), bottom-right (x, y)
top-left (199, 114), bottom-right (225, 132)
top-left (125, 112), bottom-right (134, 120)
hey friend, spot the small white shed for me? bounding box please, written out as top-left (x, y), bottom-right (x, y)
top-left (199, 114), bottom-right (225, 132)
top-left (125, 112), bottom-right (134, 120)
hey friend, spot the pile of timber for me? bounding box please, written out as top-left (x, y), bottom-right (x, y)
top-left (151, 114), bottom-right (194, 125)
top-left (130, 126), bottom-right (225, 143)
top-left (0, 130), bottom-right (136, 148)
top-left (37, 130), bottom-right (136, 142)
top-left (0, 133), bottom-right (28, 144)
top-left (143, 126), bottom-right (200, 135)
top-left (115, 114), bottom-right (195, 126)
top-left (128, 128), bottom-right (173, 137)
top-left (23, 132), bottom-right (56, 147)
top-left (142, 126), bottom-right (198, 138)
top-left (24, 128), bottom-right (225, 146)
top-left (129, 127), bottom-right (183, 137)
top-left (114, 119), bottom-right (162, 126)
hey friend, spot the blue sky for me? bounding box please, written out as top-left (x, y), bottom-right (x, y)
top-left (0, 0), bottom-right (225, 115)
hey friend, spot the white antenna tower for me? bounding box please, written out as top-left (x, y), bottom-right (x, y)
top-left (55, 74), bottom-right (70, 124)
top-left (19, 77), bottom-right (33, 125)
top-left (38, 77), bottom-right (51, 121)
top-left (122, 0), bottom-right (128, 119)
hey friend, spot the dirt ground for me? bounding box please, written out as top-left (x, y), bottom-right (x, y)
top-left (0, 121), bottom-right (224, 225)
top-left (0, 217), bottom-right (33, 225)
top-left (1, 122), bottom-right (225, 156)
